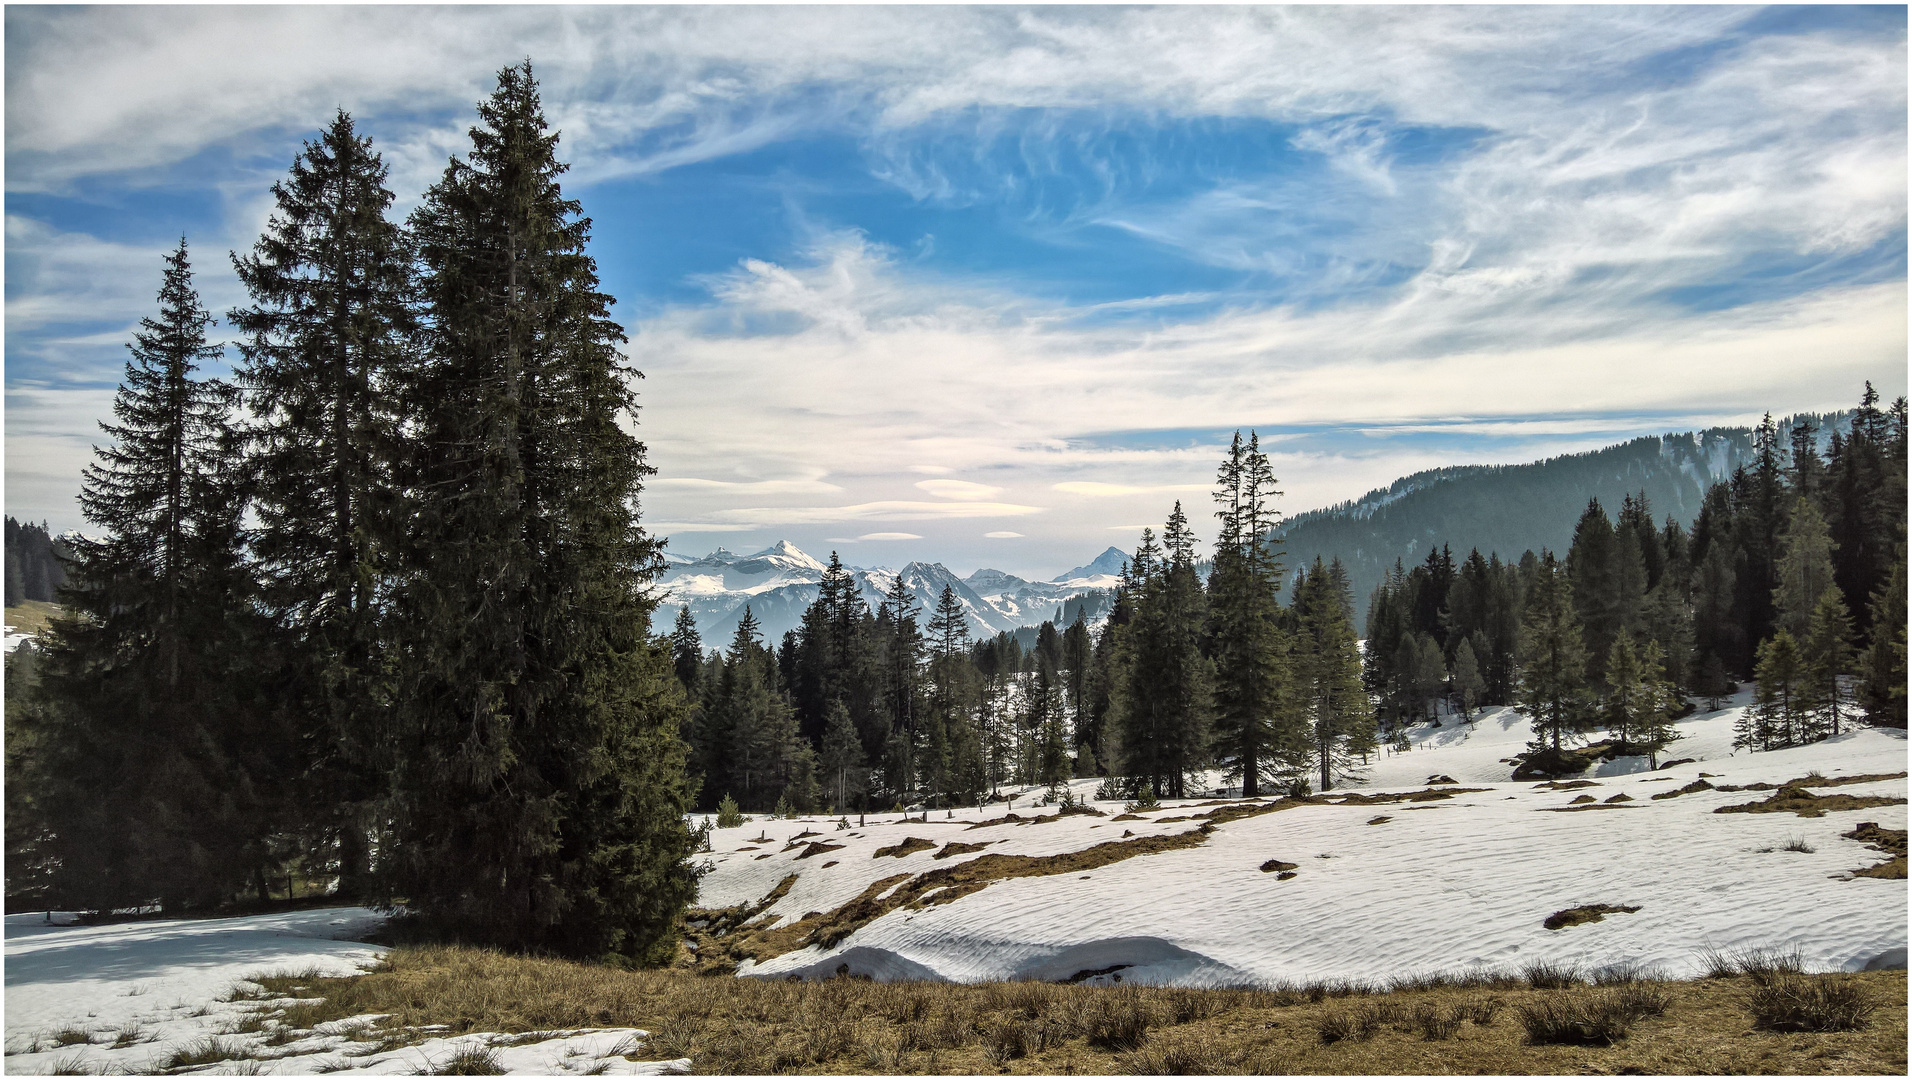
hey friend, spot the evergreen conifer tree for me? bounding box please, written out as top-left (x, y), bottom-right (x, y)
top-left (670, 606), bottom-right (703, 692)
top-left (1294, 556), bottom-right (1374, 790)
top-left (230, 112), bottom-right (414, 898)
top-left (1859, 551), bottom-right (1907, 728)
top-left (1739, 630), bottom-right (1804, 751)
top-left (386, 64), bottom-right (695, 959)
top-left (1772, 496), bottom-right (1838, 641)
top-left (820, 701), bottom-right (867, 812)
top-left (1451, 637), bottom-right (1485, 718)
top-left (1517, 551), bottom-right (1590, 754)
top-left (1207, 434), bottom-right (1298, 795)
top-left (32, 241), bottom-right (282, 911)
top-left (1800, 588), bottom-right (1855, 739)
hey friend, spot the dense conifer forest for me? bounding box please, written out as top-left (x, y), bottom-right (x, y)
top-left (4, 518), bottom-right (69, 606)
top-left (3, 63), bottom-right (1904, 973)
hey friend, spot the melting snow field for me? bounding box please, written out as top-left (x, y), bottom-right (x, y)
top-left (5, 694), bottom-right (1904, 1074)
top-left (2, 909), bottom-right (686, 1075)
top-left (704, 695), bottom-right (1906, 988)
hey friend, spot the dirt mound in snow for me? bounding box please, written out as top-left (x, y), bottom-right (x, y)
top-left (1845, 822), bottom-right (1908, 879)
top-left (1543, 904), bottom-right (1641, 930)
top-left (874, 837), bottom-right (936, 859)
top-left (1715, 775), bottom-right (1908, 819)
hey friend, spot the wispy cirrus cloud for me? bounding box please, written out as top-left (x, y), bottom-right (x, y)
top-left (6, 6), bottom-right (1903, 578)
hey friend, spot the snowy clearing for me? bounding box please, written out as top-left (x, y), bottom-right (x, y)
top-left (2, 908), bottom-right (687, 1075)
top-left (6, 694), bottom-right (1903, 1073)
top-left (696, 695), bottom-right (1906, 988)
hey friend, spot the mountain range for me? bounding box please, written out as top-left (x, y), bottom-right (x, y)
top-left (653, 542), bottom-right (1124, 645)
top-left (651, 413), bottom-right (1845, 645)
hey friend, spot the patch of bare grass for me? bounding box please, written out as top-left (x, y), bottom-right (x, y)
top-left (257, 945), bottom-right (1908, 1075)
top-left (1747, 973), bottom-right (1878, 1032)
top-left (1543, 903), bottom-right (1641, 930)
top-left (1845, 821), bottom-right (1908, 878)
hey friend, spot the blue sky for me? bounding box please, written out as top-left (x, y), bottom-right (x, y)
top-left (6, 5), bottom-right (1906, 578)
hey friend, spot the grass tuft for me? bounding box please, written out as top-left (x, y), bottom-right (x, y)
top-left (1520, 961), bottom-right (1583, 990)
top-left (1517, 986), bottom-right (1667, 1046)
top-left (1411, 1002), bottom-right (1463, 1041)
top-left (430, 1045), bottom-right (507, 1074)
top-left (1747, 973), bottom-right (1877, 1033)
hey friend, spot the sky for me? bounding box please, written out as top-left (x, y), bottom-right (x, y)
top-left (5, 5), bottom-right (1906, 580)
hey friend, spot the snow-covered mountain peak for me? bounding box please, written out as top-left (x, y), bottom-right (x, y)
top-left (1054, 546), bottom-right (1127, 584)
top-left (748, 540), bottom-right (826, 572)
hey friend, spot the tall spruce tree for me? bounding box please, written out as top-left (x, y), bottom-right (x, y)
top-left (387, 64), bottom-right (695, 960)
top-left (1517, 551), bottom-right (1589, 755)
top-left (1208, 433), bottom-right (1299, 796)
top-left (1859, 551), bottom-right (1907, 728)
top-left (1772, 496), bottom-right (1838, 641)
top-left (31, 241), bottom-right (285, 911)
top-left (230, 111), bottom-right (413, 899)
top-left (1800, 588), bottom-right (1856, 739)
top-left (1294, 556), bottom-right (1374, 790)
top-left (1739, 630), bottom-right (1805, 751)
top-left (669, 606), bottom-right (703, 693)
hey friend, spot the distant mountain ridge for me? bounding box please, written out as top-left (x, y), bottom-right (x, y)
top-left (652, 541), bottom-right (1118, 645)
top-left (1283, 412), bottom-right (1846, 623)
top-left (654, 413), bottom-right (1848, 643)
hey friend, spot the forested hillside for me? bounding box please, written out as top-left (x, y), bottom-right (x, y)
top-left (4, 518), bottom-right (69, 606)
top-left (1285, 417), bottom-right (1843, 622)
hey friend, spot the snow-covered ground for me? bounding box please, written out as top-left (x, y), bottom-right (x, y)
top-left (2, 908), bottom-right (686, 1075)
top-left (8, 695), bottom-right (1903, 1073)
top-left (700, 694), bottom-right (1907, 987)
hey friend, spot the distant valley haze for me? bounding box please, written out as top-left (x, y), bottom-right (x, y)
top-left (6, 6), bottom-right (1904, 578)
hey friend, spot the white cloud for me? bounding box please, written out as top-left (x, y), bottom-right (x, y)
top-left (858, 532), bottom-right (921, 541)
top-left (915, 478), bottom-right (1003, 501)
top-left (984, 531), bottom-right (1024, 539)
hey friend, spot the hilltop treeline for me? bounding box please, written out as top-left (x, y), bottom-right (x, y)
top-left (4, 518), bottom-right (70, 606)
top-left (7, 65), bottom-right (696, 961)
top-left (1362, 392), bottom-right (1907, 759)
top-left (1283, 423), bottom-right (1831, 624)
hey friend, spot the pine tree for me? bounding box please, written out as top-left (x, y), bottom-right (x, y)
top-left (1800, 588), bottom-right (1855, 739)
top-left (1294, 556), bottom-right (1374, 790)
top-left (1859, 551), bottom-right (1907, 728)
top-left (1208, 434), bottom-right (1298, 796)
top-left (230, 111), bottom-right (414, 899)
top-left (1739, 630), bottom-right (1805, 751)
top-left (1772, 496), bottom-right (1838, 641)
top-left (31, 241), bottom-right (283, 911)
top-left (877, 574), bottom-right (923, 800)
top-left (1451, 637), bottom-right (1485, 718)
top-left (922, 585), bottom-right (976, 806)
top-left (670, 606), bottom-right (703, 693)
top-left (1517, 551), bottom-right (1590, 755)
top-left (386, 63), bottom-right (695, 960)
top-left (1600, 634), bottom-right (1677, 759)
top-left (1568, 499), bottom-right (1624, 685)
top-left (820, 701), bottom-right (867, 813)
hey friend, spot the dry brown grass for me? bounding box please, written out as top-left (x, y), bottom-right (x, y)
top-left (3, 600), bottom-right (61, 636)
top-left (246, 947), bottom-right (1908, 1075)
top-left (1844, 822), bottom-right (1908, 879)
top-left (1543, 904), bottom-right (1642, 931)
